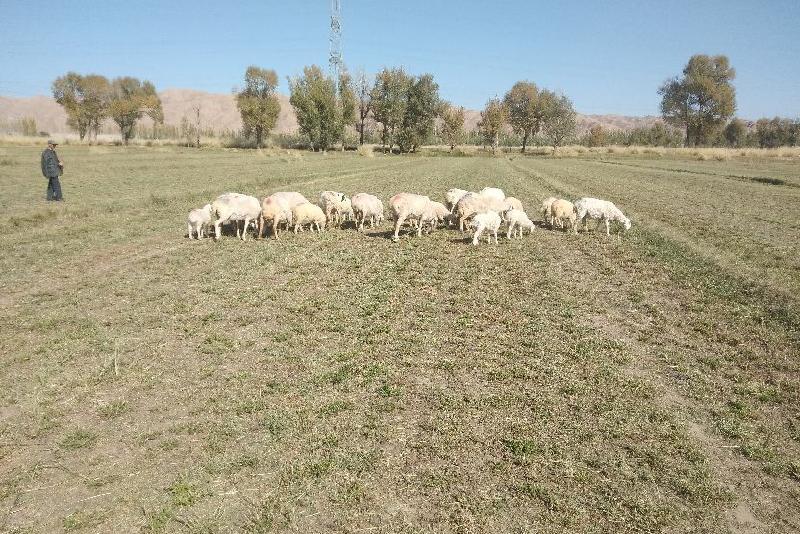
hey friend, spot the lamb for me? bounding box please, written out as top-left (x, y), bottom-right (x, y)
top-left (504, 209), bottom-right (536, 238)
top-left (210, 193), bottom-right (262, 241)
top-left (389, 193), bottom-right (433, 241)
top-left (540, 197), bottom-right (558, 227)
top-left (573, 197), bottom-right (632, 236)
top-left (470, 211), bottom-right (502, 245)
top-left (187, 204), bottom-right (213, 239)
top-left (549, 199), bottom-right (577, 232)
top-left (417, 200), bottom-right (451, 234)
top-left (479, 187), bottom-right (506, 203)
top-left (319, 190), bottom-right (352, 227)
top-left (292, 202), bottom-right (326, 233)
top-left (257, 195), bottom-right (293, 239)
top-left (445, 188), bottom-right (472, 211)
top-left (351, 193), bottom-right (384, 231)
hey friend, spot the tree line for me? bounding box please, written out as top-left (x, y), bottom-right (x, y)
top-left (51, 55), bottom-right (798, 149)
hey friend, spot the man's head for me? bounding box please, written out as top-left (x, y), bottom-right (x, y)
top-left (47, 139), bottom-right (58, 149)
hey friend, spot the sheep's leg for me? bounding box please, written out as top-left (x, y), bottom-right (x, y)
top-left (605, 219), bottom-right (611, 236)
top-left (257, 216), bottom-right (264, 239)
top-left (506, 221), bottom-right (514, 239)
top-left (393, 213), bottom-right (406, 241)
top-left (472, 225), bottom-right (482, 245)
top-left (272, 220), bottom-right (280, 239)
top-left (293, 223), bottom-right (299, 234)
top-left (214, 221), bottom-right (222, 240)
top-left (492, 229), bottom-right (498, 244)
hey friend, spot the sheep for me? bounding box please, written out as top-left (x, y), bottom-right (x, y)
top-left (504, 209), bottom-right (536, 238)
top-left (351, 193), bottom-right (384, 231)
top-left (470, 211), bottom-right (502, 245)
top-left (479, 187), bottom-right (506, 203)
top-left (573, 197), bottom-right (632, 236)
top-left (271, 191), bottom-right (309, 209)
top-left (503, 196), bottom-right (524, 212)
top-left (211, 193), bottom-right (261, 241)
top-left (540, 197), bottom-right (558, 228)
top-left (416, 200), bottom-right (451, 235)
top-left (319, 190), bottom-right (352, 227)
top-left (292, 202), bottom-right (326, 234)
top-left (389, 193), bottom-right (432, 241)
top-left (257, 195), bottom-right (293, 239)
top-left (445, 188), bottom-right (472, 211)
top-left (452, 193), bottom-right (507, 231)
top-left (549, 199), bottom-right (577, 232)
top-left (187, 203), bottom-right (213, 239)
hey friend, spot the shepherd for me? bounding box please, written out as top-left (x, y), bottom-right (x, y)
top-left (40, 139), bottom-right (64, 201)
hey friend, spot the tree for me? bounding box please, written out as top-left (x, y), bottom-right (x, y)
top-left (371, 68), bottom-right (411, 153)
top-left (585, 124), bottom-right (606, 147)
top-left (397, 74), bottom-right (440, 153)
top-left (440, 104), bottom-right (465, 152)
top-left (659, 54), bottom-right (736, 146)
top-left (355, 71), bottom-right (372, 145)
top-left (503, 81), bottom-right (545, 152)
top-left (236, 66), bottom-right (280, 148)
top-left (542, 92), bottom-right (576, 150)
top-left (288, 65), bottom-right (342, 151)
top-left (724, 118), bottom-right (747, 147)
top-left (477, 98), bottom-right (508, 154)
top-left (338, 70), bottom-right (357, 150)
top-left (52, 72), bottom-right (111, 141)
top-left (108, 77), bottom-right (162, 144)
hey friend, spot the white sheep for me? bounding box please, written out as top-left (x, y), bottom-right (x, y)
top-left (573, 197), bottom-right (632, 236)
top-left (211, 193), bottom-right (262, 241)
top-left (292, 202), bottom-right (326, 233)
top-left (445, 188), bottom-right (472, 211)
top-left (271, 191), bottom-right (309, 209)
top-left (351, 193), bottom-right (384, 230)
top-left (319, 190), bottom-right (352, 227)
top-left (503, 196), bottom-right (524, 213)
top-left (389, 193), bottom-right (433, 241)
top-left (479, 187), bottom-right (506, 203)
top-left (470, 211), bottom-right (502, 245)
top-left (452, 193), bottom-right (507, 231)
top-left (187, 204), bottom-right (213, 239)
top-left (549, 199), bottom-right (577, 232)
top-left (258, 195), bottom-right (293, 239)
top-left (504, 209), bottom-right (536, 238)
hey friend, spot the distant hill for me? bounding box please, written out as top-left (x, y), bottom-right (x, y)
top-left (0, 88), bottom-right (660, 138)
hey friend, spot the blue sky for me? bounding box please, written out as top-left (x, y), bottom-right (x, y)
top-left (1, 0), bottom-right (798, 118)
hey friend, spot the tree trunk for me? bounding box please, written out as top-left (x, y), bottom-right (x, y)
top-left (522, 132), bottom-right (528, 153)
top-left (359, 117), bottom-right (365, 145)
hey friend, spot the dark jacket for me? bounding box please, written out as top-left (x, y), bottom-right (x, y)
top-left (41, 148), bottom-right (62, 177)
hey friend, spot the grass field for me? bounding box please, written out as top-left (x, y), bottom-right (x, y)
top-left (0, 144), bottom-right (798, 533)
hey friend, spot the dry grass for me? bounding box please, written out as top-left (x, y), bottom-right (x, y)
top-left (0, 143), bottom-right (798, 532)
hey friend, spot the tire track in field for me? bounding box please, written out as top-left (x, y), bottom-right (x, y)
top-left (505, 158), bottom-right (790, 532)
top-left (579, 158), bottom-right (800, 188)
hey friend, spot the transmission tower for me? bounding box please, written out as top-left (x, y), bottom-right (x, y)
top-left (329, 0), bottom-right (343, 94)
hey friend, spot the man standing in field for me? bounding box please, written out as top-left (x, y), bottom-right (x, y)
top-left (40, 140), bottom-right (64, 201)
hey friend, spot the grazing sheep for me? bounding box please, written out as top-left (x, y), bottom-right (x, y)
top-left (445, 188), bottom-right (472, 211)
top-left (573, 197), bottom-right (632, 236)
top-left (292, 202), bottom-right (326, 234)
top-left (470, 211), bottom-right (502, 245)
top-left (319, 190), bottom-right (352, 227)
top-left (540, 197), bottom-right (558, 227)
top-left (549, 199), bottom-right (576, 232)
top-left (211, 193), bottom-right (261, 241)
top-left (452, 193), bottom-right (506, 231)
top-left (271, 191), bottom-right (309, 209)
top-left (187, 204), bottom-right (213, 239)
top-left (479, 187), bottom-right (506, 203)
top-left (258, 195), bottom-right (293, 239)
top-left (351, 193), bottom-right (384, 231)
top-left (389, 193), bottom-right (432, 241)
top-left (503, 196), bottom-right (524, 213)
top-left (504, 209), bottom-right (536, 238)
